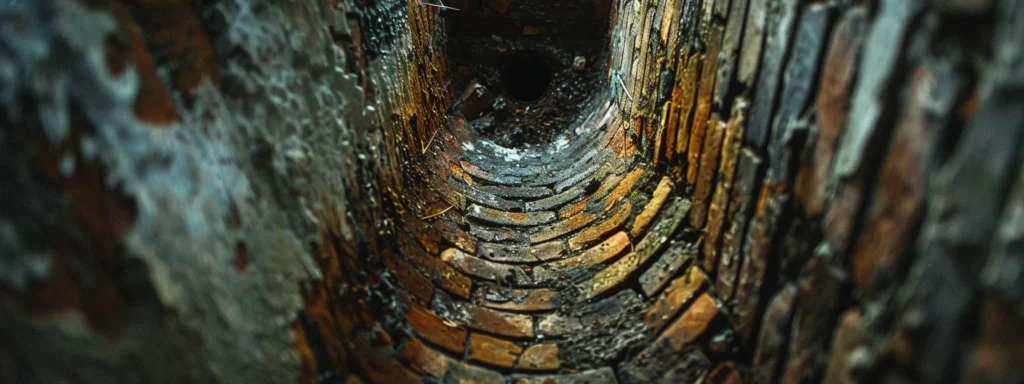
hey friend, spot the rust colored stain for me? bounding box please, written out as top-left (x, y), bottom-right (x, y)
top-left (118, 0), bottom-right (222, 94)
top-left (108, 2), bottom-right (181, 125)
top-left (12, 117), bottom-right (137, 335)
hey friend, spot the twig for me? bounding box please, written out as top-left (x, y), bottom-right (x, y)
top-left (420, 1), bottom-right (460, 11)
top-left (420, 205), bottom-right (454, 220)
top-left (616, 71), bottom-right (634, 102)
top-left (423, 125), bottom-right (440, 155)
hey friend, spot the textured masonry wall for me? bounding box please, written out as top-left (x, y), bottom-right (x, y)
top-left (2, 0), bottom-right (1024, 383)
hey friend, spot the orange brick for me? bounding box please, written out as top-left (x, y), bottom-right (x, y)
top-left (568, 201), bottom-right (632, 251)
top-left (458, 302), bottom-right (535, 338)
top-left (660, 292), bottom-right (719, 350)
top-left (398, 337), bottom-right (453, 377)
top-left (645, 266), bottom-right (710, 333)
top-left (631, 176), bottom-right (674, 237)
top-left (469, 333), bottom-right (523, 368)
top-left (533, 231), bottom-right (631, 283)
top-left (406, 303), bottom-right (468, 354)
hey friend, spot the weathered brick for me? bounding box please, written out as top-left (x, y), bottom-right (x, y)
top-left (849, 65), bottom-right (933, 294)
top-left (398, 337), bottom-right (453, 377)
top-left (517, 343), bottom-right (561, 371)
top-left (468, 333), bottom-right (523, 368)
top-left (511, 367), bottom-right (618, 384)
top-left (751, 284), bottom-right (798, 384)
top-left (568, 201), bottom-right (632, 251)
top-left (537, 312), bottom-right (585, 337)
top-left (533, 231), bottom-right (630, 283)
top-left (797, 6), bottom-right (866, 216)
top-left (690, 113), bottom-right (726, 229)
top-left (780, 257), bottom-right (846, 384)
top-left (644, 266), bottom-right (711, 333)
top-left (467, 204), bottom-right (556, 227)
top-left (352, 333), bottom-right (421, 383)
top-left (441, 248), bottom-right (533, 286)
top-left (445, 362), bottom-right (506, 384)
top-left (717, 149), bottom-right (763, 302)
top-left (638, 242), bottom-right (700, 297)
top-left (477, 287), bottom-right (558, 312)
top-left (687, 25), bottom-right (725, 184)
top-left (734, 181), bottom-right (787, 342)
top-left (447, 300), bottom-right (535, 338)
top-left (823, 310), bottom-right (863, 384)
top-left (630, 176), bottom-right (674, 237)
top-left (478, 240), bottom-right (567, 263)
top-left (406, 302), bottom-right (468, 354)
top-left (674, 53), bottom-right (702, 156)
top-left (660, 292), bottom-right (720, 349)
top-left (530, 211), bottom-right (597, 244)
top-left (398, 231), bottom-right (473, 298)
top-left (704, 99), bottom-right (747, 273)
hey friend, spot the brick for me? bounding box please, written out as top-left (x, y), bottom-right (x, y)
top-left (468, 333), bottom-right (523, 368)
top-left (532, 231), bottom-right (630, 283)
top-left (476, 287), bottom-right (558, 312)
top-left (687, 25), bottom-right (724, 184)
top-left (382, 252), bottom-right (434, 303)
top-left (585, 251), bottom-right (641, 299)
top-left (769, 3), bottom-right (831, 151)
top-left (962, 298), bottom-right (1024, 383)
top-left (645, 266), bottom-right (711, 333)
top-left (621, 344), bottom-right (712, 383)
top-left (638, 242), bottom-right (699, 297)
top-left (752, 284), bottom-right (798, 384)
top-left (704, 99), bottom-right (747, 273)
top-left (455, 301), bottom-right (535, 338)
top-left (467, 204), bottom-right (556, 227)
top-left (832, 0), bottom-right (926, 178)
top-left (734, 181), bottom-right (786, 342)
top-left (352, 333), bottom-right (420, 383)
top-left (660, 292), bottom-right (720, 349)
top-left (474, 184), bottom-right (553, 200)
top-left (717, 149), bottom-right (763, 302)
top-left (537, 312), bottom-right (585, 337)
top-left (568, 201), bottom-right (632, 251)
top-left (529, 211), bottom-right (597, 244)
top-left (714, 0), bottom-right (749, 106)
top-left (471, 223), bottom-right (528, 243)
top-left (558, 173), bottom-right (624, 219)
top-left (441, 248), bottom-right (533, 286)
top-left (398, 231), bottom-right (473, 298)
top-left (823, 310), bottom-right (863, 384)
top-left (461, 160), bottom-right (522, 185)
top-left (780, 257), bottom-right (846, 384)
top-left (849, 65), bottom-right (932, 294)
top-left (673, 53), bottom-right (701, 156)
top-left (517, 343), bottom-right (561, 371)
top-left (690, 113), bottom-right (726, 229)
top-left (599, 166), bottom-right (648, 212)
top-left (796, 8), bottom-right (866, 215)
top-left (737, 0), bottom-right (768, 85)
top-left (511, 367), bottom-right (618, 384)
top-left (745, 0), bottom-right (799, 149)
top-left (406, 302), bottom-right (468, 354)
top-left (445, 362), bottom-right (505, 384)
top-left (630, 176), bottom-right (674, 237)
top-left (398, 337), bottom-right (452, 377)
top-left (478, 240), bottom-right (566, 263)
